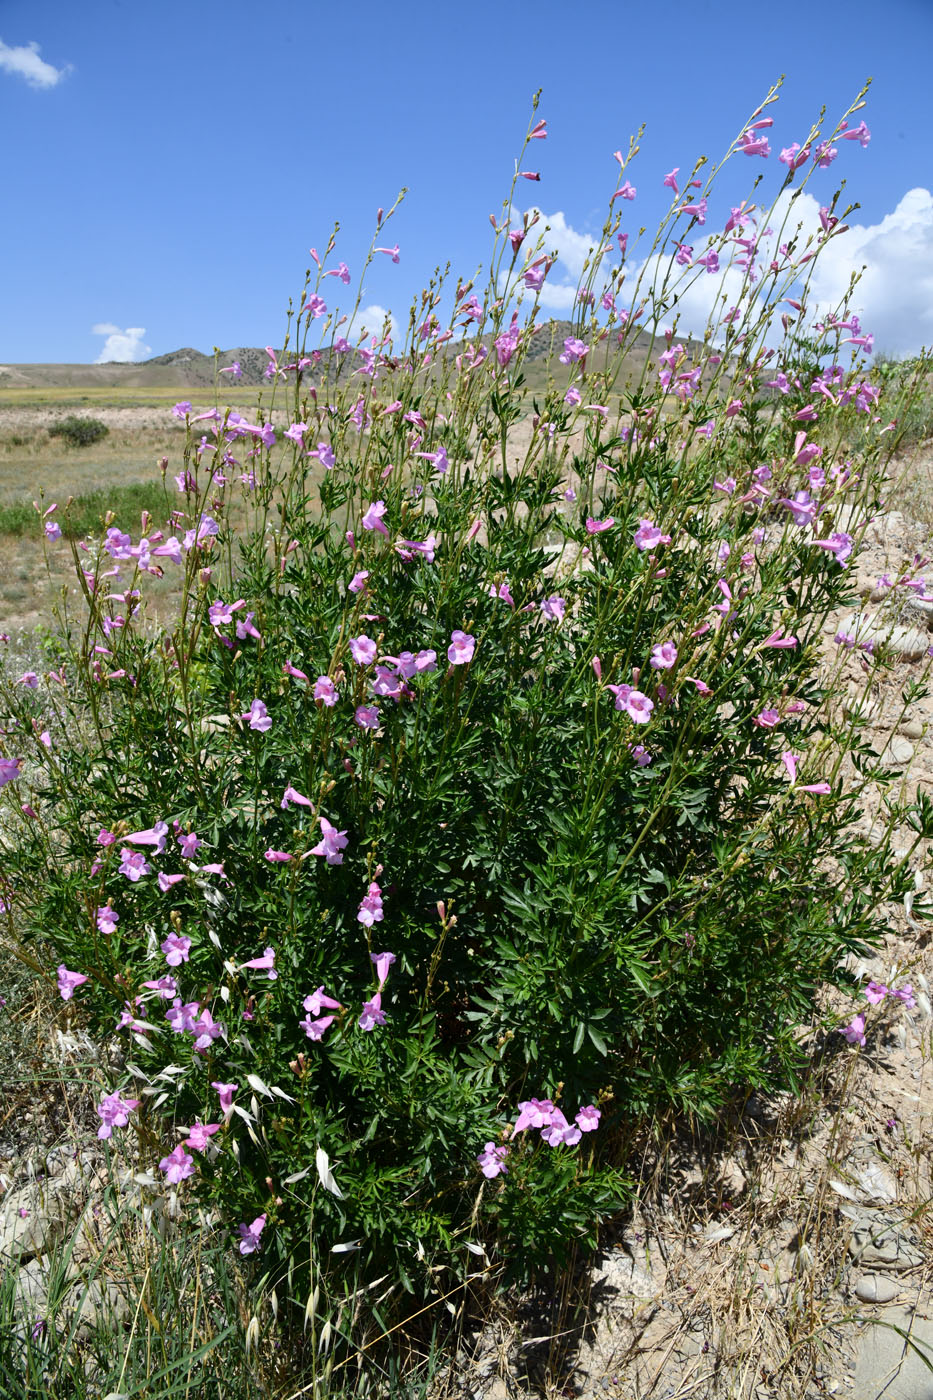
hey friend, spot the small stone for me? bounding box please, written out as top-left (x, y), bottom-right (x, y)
top-left (878, 737), bottom-right (915, 769)
top-left (842, 692), bottom-right (881, 725)
top-left (898, 718), bottom-right (925, 739)
top-left (855, 1273), bottom-right (899, 1304)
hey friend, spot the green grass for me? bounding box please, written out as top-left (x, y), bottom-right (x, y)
top-left (0, 481), bottom-right (171, 538)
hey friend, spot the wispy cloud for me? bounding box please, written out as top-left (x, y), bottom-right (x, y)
top-left (0, 38), bottom-right (69, 89)
top-left (92, 324), bottom-right (152, 364)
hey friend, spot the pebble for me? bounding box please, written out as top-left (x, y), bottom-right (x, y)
top-left (878, 737), bottom-right (915, 769)
top-left (855, 1273), bottom-right (899, 1304)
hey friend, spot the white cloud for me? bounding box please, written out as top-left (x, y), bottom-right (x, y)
top-left (0, 38), bottom-right (68, 89)
top-left (805, 189), bottom-right (933, 357)
top-left (92, 324), bottom-right (152, 363)
top-left (529, 188), bottom-right (933, 358)
top-left (343, 303), bottom-right (399, 345)
top-left (520, 208), bottom-right (604, 311)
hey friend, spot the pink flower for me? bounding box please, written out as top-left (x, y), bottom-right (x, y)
top-left (158, 872), bottom-right (185, 892)
top-left (359, 990), bottom-right (386, 1031)
top-left (349, 570), bottom-right (370, 593)
top-left (311, 816), bottom-right (349, 866)
top-left (812, 532), bottom-right (854, 567)
top-left (124, 821), bottom-right (168, 854)
top-left (864, 981), bottom-right (888, 1005)
top-left (489, 581), bottom-right (515, 607)
top-left (182, 1121), bottom-right (221, 1152)
top-left (362, 500), bottom-right (389, 535)
top-left (477, 1143), bottom-right (509, 1178)
top-left (159, 1144), bottom-right (196, 1184)
top-left (540, 595), bottom-right (566, 622)
top-left (650, 641), bottom-right (677, 670)
top-left (753, 708), bottom-right (780, 729)
top-left (314, 675), bottom-right (338, 706)
top-left (265, 848), bottom-right (293, 863)
top-left (191, 1008), bottom-right (224, 1053)
top-left (371, 950), bottom-right (396, 987)
top-left (891, 984), bottom-right (916, 1008)
top-left (96, 904), bottom-right (119, 934)
top-left (541, 1108), bottom-right (582, 1147)
top-left (303, 987), bottom-right (343, 1019)
top-left (284, 661), bottom-right (310, 682)
top-left (238, 1214), bottom-right (267, 1255)
top-left (281, 785), bottom-right (314, 810)
top-left (161, 933), bottom-right (192, 967)
top-left (585, 517), bottom-right (615, 534)
top-left (300, 1013), bottom-right (336, 1041)
top-left (763, 630), bottom-right (798, 650)
top-left (166, 998), bottom-right (199, 1034)
top-left (514, 1099), bottom-right (555, 1132)
top-left (447, 630), bottom-right (475, 665)
top-left (177, 830), bottom-right (203, 859)
top-left (119, 848), bottom-right (151, 881)
top-left (96, 1092), bottom-right (141, 1139)
top-left (415, 649), bottom-right (437, 672)
top-left (211, 1081), bottom-right (238, 1115)
top-left (798, 782), bottom-right (831, 796)
top-left (350, 635), bottom-right (377, 667)
top-left (141, 975), bottom-right (177, 999)
top-left (355, 704), bottom-right (380, 730)
top-left (633, 519), bottom-right (670, 551)
top-left (840, 1014), bottom-right (866, 1047)
top-left (358, 883), bottom-right (384, 927)
top-left (630, 744), bottom-right (652, 767)
top-left (623, 690), bottom-right (654, 724)
top-left (242, 947), bottom-right (277, 980)
top-left (559, 337), bottom-right (588, 364)
top-left (780, 751), bottom-right (800, 782)
top-left (575, 1105), bottom-right (601, 1133)
top-left (244, 698), bottom-right (274, 734)
top-left (57, 965), bottom-right (89, 1001)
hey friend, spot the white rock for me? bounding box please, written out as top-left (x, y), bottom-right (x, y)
top-left (878, 737), bottom-right (915, 769)
top-left (854, 1273), bottom-right (898, 1304)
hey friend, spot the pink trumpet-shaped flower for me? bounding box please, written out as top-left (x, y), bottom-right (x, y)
top-left (371, 950), bottom-right (396, 987)
top-left (242, 947), bottom-right (277, 979)
top-left (359, 990), bottom-right (386, 1031)
top-left (57, 965), bottom-right (88, 1000)
top-left (96, 1092), bottom-right (141, 1139)
top-left (477, 1142), bottom-right (509, 1178)
top-left (159, 1144), bottom-right (196, 1184)
top-left (237, 1214), bottom-right (267, 1255)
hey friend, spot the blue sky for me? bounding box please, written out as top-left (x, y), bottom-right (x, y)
top-left (1, 0), bottom-right (931, 363)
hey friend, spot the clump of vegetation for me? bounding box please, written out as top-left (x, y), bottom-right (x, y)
top-left (0, 482), bottom-right (168, 539)
top-left (47, 415), bottom-right (110, 448)
top-left (1, 83), bottom-right (930, 1368)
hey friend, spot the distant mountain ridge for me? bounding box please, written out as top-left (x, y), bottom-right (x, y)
top-left (0, 323), bottom-right (707, 392)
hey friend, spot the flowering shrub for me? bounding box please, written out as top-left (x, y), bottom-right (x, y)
top-left (2, 88), bottom-right (931, 1318)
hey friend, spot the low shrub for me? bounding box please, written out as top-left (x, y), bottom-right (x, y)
top-left (2, 86), bottom-right (930, 1345)
top-left (47, 415), bottom-right (110, 448)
